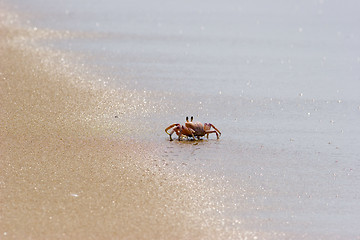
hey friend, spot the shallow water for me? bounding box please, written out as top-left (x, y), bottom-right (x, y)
top-left (3, 0), bottom-right (360, 238)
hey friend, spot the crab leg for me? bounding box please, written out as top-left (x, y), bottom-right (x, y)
top-left (204, 123), bottom-right (221, 138)
top-left (165, 124), bottom-right (181, 141)
top-left (166, 129), bottom-right (174, 141)
top-left (205, 130), bottom-right (220, 139)
top-left (209, 123), bottom-right (221, 136)
top-left (165, 124), bottom-right (179, 135)
top-left (189, 128), bottom-right (196, 139)
top-left (178, 125), bottom-right (195, 141)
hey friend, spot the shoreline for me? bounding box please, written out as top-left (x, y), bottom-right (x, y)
top-left (0, 9), bottom-right (237, 239)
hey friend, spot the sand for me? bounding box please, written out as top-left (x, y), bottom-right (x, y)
top-left (0, 9), bottom-right (237, 239)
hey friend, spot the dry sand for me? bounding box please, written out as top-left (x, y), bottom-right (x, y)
top-left (0, 9), bottom-right (237, 239)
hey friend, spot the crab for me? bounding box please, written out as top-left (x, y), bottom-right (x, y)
top-left (165, 116), bottom-right (221, 141)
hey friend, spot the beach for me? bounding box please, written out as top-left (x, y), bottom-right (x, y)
top-left (0, 8), bottom-right (239, 239)
top-left (1, 1), bottom-right (360, 239)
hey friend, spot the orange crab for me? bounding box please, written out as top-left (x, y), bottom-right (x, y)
top-left (165, 116), bottom-right (221, 141)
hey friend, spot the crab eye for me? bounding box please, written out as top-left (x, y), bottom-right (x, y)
top-left (191, 116), bottom-right (193, 121)
top-left (186, 116), bottom-right (189, 121)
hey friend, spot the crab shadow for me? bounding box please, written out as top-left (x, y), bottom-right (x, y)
top-left (168, 137), bottom-right (220, 145)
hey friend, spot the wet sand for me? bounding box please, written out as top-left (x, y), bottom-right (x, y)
top-left (0, 9), bottom-right (237, 239)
